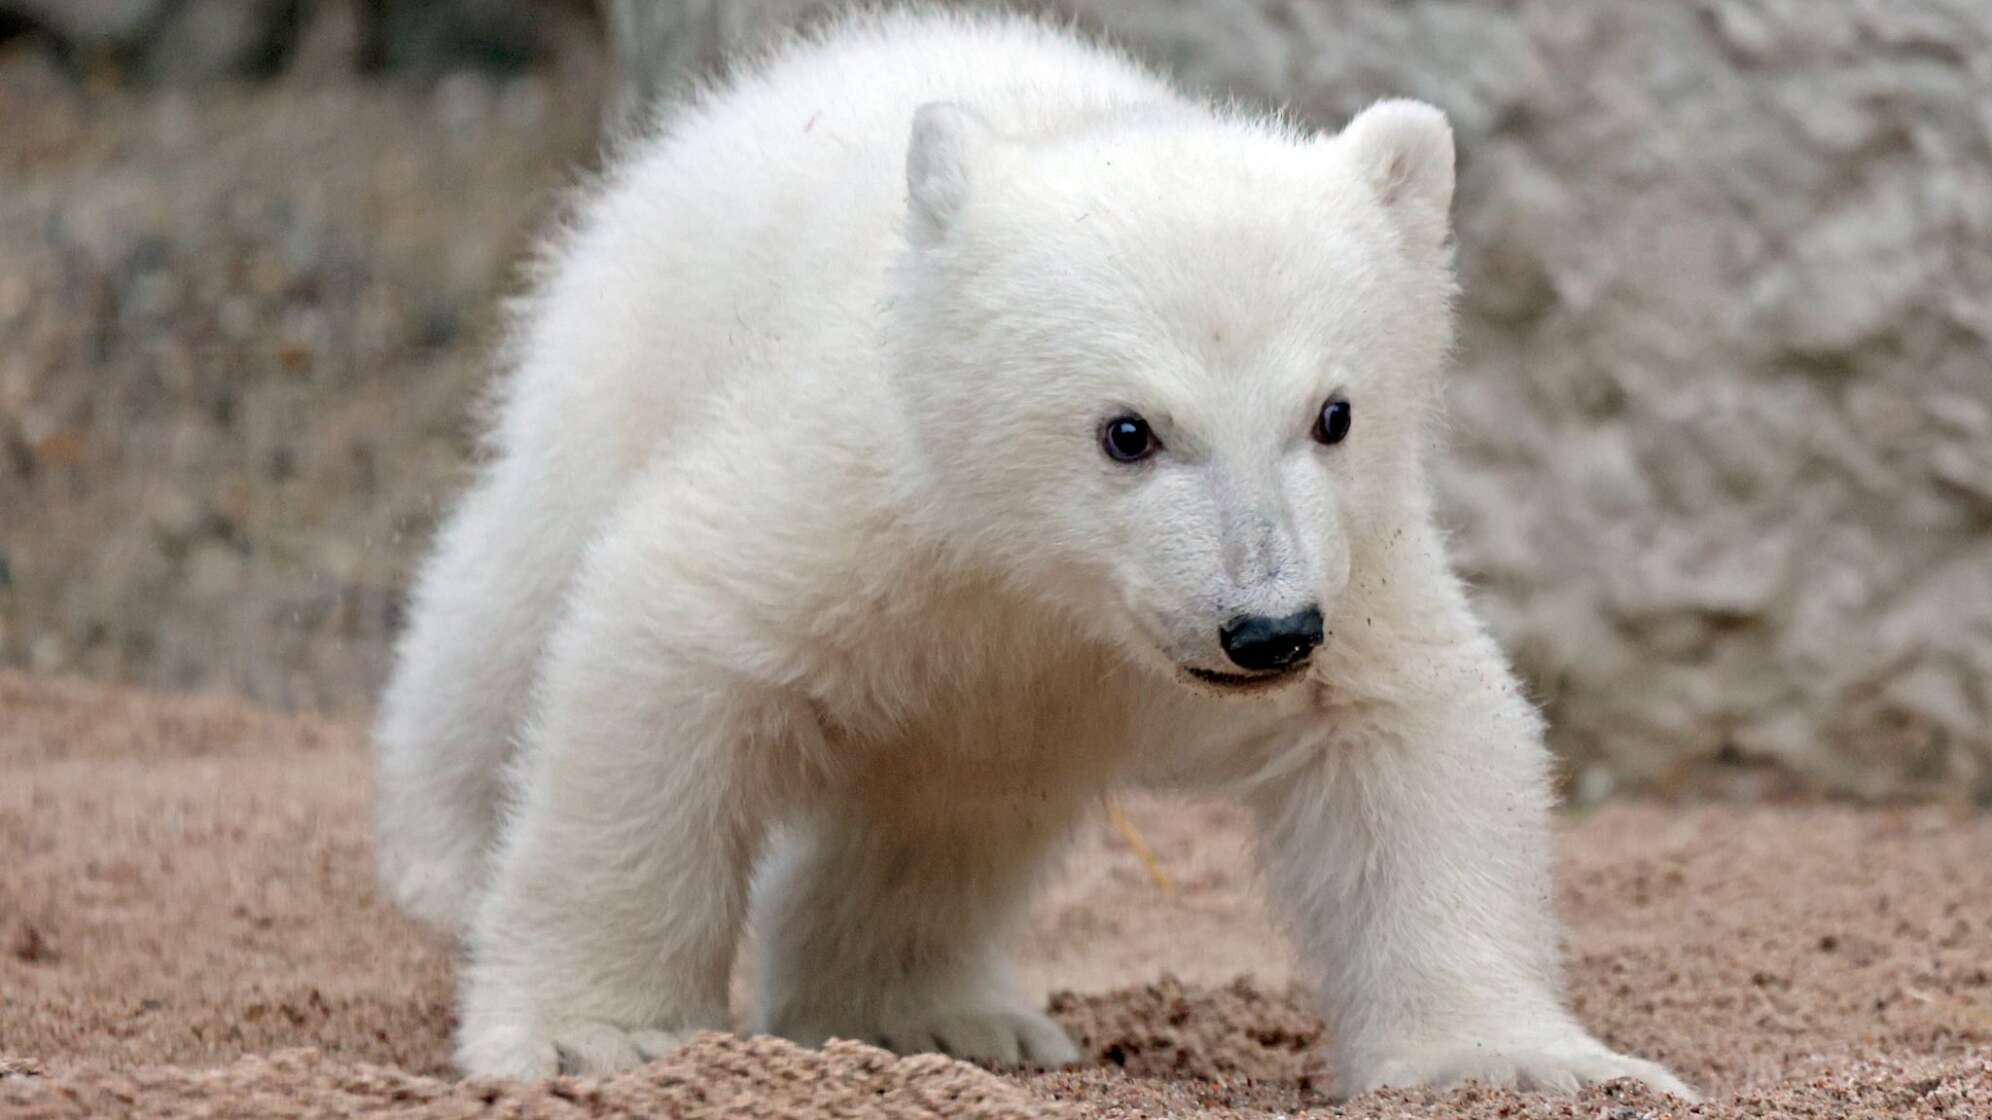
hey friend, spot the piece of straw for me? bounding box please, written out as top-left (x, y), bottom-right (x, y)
top-left (1104, 796), bottom-right (1176, 896)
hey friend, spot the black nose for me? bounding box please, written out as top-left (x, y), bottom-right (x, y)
top-left (1219, 608), bottom-right (1324, 672)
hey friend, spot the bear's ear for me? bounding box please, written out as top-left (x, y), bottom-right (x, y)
top-left (906, 101), bottom-right (994, 245)
top-left (1339, 99), bottom-right (1454, 253)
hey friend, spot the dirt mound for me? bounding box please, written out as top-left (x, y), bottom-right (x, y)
top-left (3, 670), bottom-right (1989, 1117)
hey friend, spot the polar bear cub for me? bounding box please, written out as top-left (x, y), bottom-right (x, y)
top-left (372, 9), bottom-right (1694, 1099)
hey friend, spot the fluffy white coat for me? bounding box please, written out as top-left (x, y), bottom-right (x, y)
top-left (373, 9), bottom-right (1693, 1100)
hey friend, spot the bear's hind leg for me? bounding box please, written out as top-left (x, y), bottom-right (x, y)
top-left (374, 464), bottom-right (592, 935)
top-left (749, 805), bottom-right (1083, 1067)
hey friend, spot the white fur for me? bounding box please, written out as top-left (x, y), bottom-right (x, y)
top-left (372, 9), bottom-right (1693, 1100)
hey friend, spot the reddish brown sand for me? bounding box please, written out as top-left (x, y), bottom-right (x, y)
top-left (2, 669), bottom-right (1988, 1118)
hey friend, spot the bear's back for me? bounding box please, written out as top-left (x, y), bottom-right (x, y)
top-left (495, 12), bottom-right (1186, 505)
top-left (683, 10), bottom-right (1182, 172)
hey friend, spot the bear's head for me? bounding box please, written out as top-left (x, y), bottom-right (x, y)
top-left (888, 98), bottom-right (1456, 696)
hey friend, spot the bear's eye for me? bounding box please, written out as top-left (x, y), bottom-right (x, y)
top-left (1313, 398), bottom-right (1352, 446)
top-left (1100, 414), bottom-right (1158, 463)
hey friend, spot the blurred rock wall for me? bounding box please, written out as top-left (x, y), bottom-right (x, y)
top-left (0, 0), bottom-right (558, 79)
top-left (3, 0), bottom-right (1986, 800)
top-left (0, 5), bottom-right (609, 711)
top-left (611, 0), bottom-right (1992, 800)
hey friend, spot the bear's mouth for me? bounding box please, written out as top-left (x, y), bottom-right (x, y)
top-left (1182, 663), bottom-right (1310, 694)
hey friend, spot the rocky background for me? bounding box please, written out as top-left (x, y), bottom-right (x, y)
top-left (2, 0), bottom-right (1988, 801)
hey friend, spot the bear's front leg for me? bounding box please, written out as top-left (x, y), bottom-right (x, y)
top-left (1250, 560), bottom-right (1694, 1100)
top-left (454, 505), bottom-right (806, 1079)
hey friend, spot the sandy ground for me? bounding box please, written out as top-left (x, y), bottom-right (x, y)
top-left (2, 669), bottom-right (1989, 1118)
